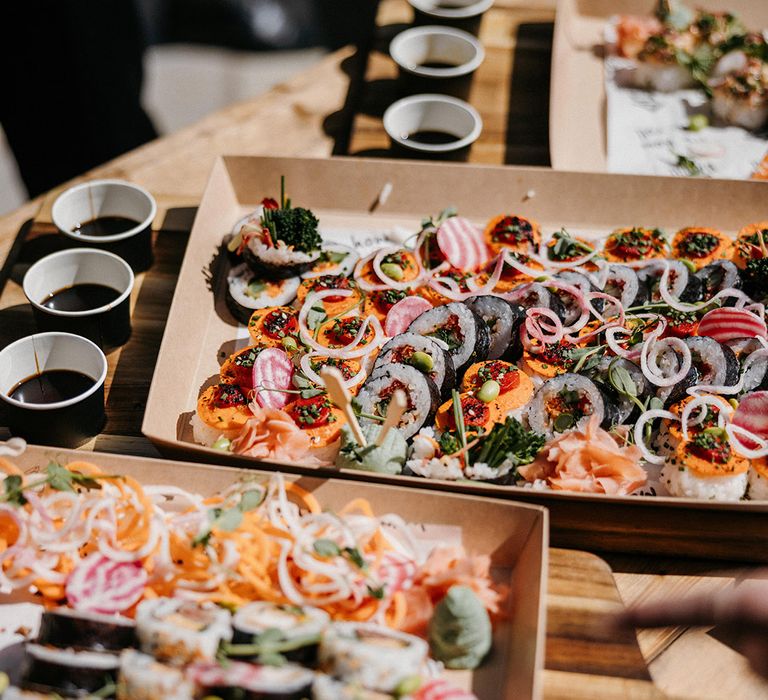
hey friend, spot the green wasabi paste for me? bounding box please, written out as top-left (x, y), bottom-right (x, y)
top-left (428, 585), bottom-right (492, 670)
top-left (335, 423), bottom-right (407, 475)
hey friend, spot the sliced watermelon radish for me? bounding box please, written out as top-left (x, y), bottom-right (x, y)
top-left (66, 553), bottom-right (147, 614)
top-left (252, 348), bottom-right (294, 409)
top-left (697, 307), bottom-right (767, 343)
top-left (732, 391), bottom-right (768, 449)
top-left (376, 551), bottom-right (417, 596)
top-left (385, 296), bottom-right (433, 337)
top-left (436, 217), bottom-right (489, 272)
top-left (414, 678), bottom-right (479, 700)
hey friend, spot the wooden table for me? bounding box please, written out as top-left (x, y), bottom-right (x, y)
top-left (1, 2), bottom-right (768, 698)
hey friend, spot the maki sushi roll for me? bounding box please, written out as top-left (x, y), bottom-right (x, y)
top-left (373, 333), bottom-right (455, 400)
top-left (683, 337), bottom-right (740, 389)
top-left (710, 57), bottom-right (768, 131)
top-left (671, 227), bottom-right (731, 270)
top-left (464, 295), bottom-right (525, 361)
top-left (660, 428), bottom-right (748, 500)
top-left (357, 364), bottom-right (441, 440)
top-left (526, 374), bottom-right (605, 438)
top-left (733, 221), bottom-right (768, 270)
top-left (187, 660), bottom-right (315, 700)
top-left (313, 675), bottom-right (397, 700)
top-left (695, 260), bottom-right (742, 299)
top-left (117, 649), bottom-right (194, 700)
top-left (135, 598), bottom-right (232, 665)
top-left (191, 384), bottom-right (253, 447)
top-left (553, 271), bottom-right (603, 324)
top-left (226, 263), bottom-right (300, 325)
top-left (231, 602), bottom-right (329, 665)
top-left (36, 608), bottom-right (136, 653)
top-left (483, 214), bottom-right (540, 254)
top-left (602, 264), bottom-right (648, 309)
top-left (603, 227), bottom-right (669, 263)
top-left (406, 302), bottom-right (490, 375)
top-left (588, 356), bottom-right (651, 426)
top-left (22, 644), bottom-right (120, 697)
top-left (318, 623), bottom-right (428, 694)
top-left (637, 259), bottom-right (702, 303)
top-left (505, 282), bottom-right (567, 324)
top-left (239, 193), bottom-right (322, 279)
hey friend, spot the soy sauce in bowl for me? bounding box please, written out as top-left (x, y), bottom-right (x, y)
top-left (9, 369), bottom-right (95, 405)
top-left (42, 284), bottom-right (121, 312)
top-left (71, 216), bottom-right (140, 237)
top-left (403, 129), bottom-right (458, 145)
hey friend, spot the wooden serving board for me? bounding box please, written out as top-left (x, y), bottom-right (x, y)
top-left (346, 0), bottom-right (556, 165)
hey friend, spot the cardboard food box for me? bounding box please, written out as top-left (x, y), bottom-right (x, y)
top-left (143, 155), bottom-right (768, 562)
top-left (5, 445), bottom-right (548, 699)
top-left (550, 0), bottom-right (768, 173)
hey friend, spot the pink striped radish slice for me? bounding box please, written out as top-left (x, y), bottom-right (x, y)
top-left (385, 296), bottom-right (433, 336)
top-left (732, 391), bottom-right (768, 449)
top-left (697, 308), bottom-right (767, 342)
top-left (436, 217), bottom-right (489, 271)
top-left (252, 348), bottom-right (294, 409)
top-left (377, 551), bottom-right (417, 596)
top-left (414, 679), bottom-right (479, 700)
top-left (66, 553), bottom-right (147, 614)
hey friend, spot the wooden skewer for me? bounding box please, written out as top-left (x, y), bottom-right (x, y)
top-left (320, 367), bottom-right (367, 447)
top-left (376, 389), bottom-right (407, 447)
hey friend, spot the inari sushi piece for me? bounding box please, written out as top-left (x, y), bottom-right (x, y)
top-left (232, 602), bottom-right (329, 665)
top-left (226, 263), bottom-right (300, 325)
top-left (462, 360), bottom-right (534, 413)
top-left (603, 227), bottom-right (669, 264)
top-left (373, 333), bottom-right (455, 400)
top-left (711, 58), bottom-right (768, 131)
top-left (660, 429), bottom-right (748, 501)
top-left (191, 384), bottom-right (253, 446)
top-left (286, 393), bottom-right (346, 454)
top-left (747, 458), bottom-right (768, 500)
top-left (318, 623), bottom-right (428, 694)
top-left (357, 364), bottom-right (441, 440)
top-left (434, 391), bottom-right (505, 433)
top-left (117, 649), bottom-right (194, 700)
top-left (135, 598), bottom-right (232, 665)
top-left (632, 33), bottom-right (696, 92)
top-left (671, 227), bottom-right (732, 269)
top-left (36, 608), bottom-right (137, 653)
top-left (23, 644), bottom-right (120, 697)
top-left (296, 274), bottom-right (364, 316)
top-left (406, 302), bottom-right (490, 375)
top-left (733, 221), bottom-right (768, 270)
top-left (187, 660), bottom-right (315, 700)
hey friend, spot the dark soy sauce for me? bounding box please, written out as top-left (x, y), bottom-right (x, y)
top-left (418, 60), bottom-right (458, 69)
top-left (9, 370), bottom-right (94, 404)
top-left (403, 129), bottom-right (458, 145)
top-left (71, 216), bottom-right (140, 237)
top-left (42, 284), bottom-right (121, 312)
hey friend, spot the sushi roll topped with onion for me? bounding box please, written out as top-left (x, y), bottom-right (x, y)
top-left (236, 180), bottom-right (322, 279)
top-left (710, 57), bottom-right (768, 131)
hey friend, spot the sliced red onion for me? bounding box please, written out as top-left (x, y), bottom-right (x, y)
top-left (680, 395), bottom-right (733, 442)
top-left (633, 409), bottom-right (679, 464)
top-left (300, 353), bottom-right (366, 390)
top-left (641, 329), bottom-right (692, 387)
top-left (373, 246), bottom-right (424, 291)
top-left (502, 249), bottom-right (549, 279)
top-left (727, 423), bottom-right (768, 459)
top-left (524, 307), bottom-right (564, 350)
top-left (302, 244), bottom-right (359, 279)
top-left (353, 253), bottom-right (390, 292)
top-left (298, 290), bottom-right (385, 358)
top-left (605, 326), bottom-right (636, 358)
top-left (530, 239), bottom-right (599, 269)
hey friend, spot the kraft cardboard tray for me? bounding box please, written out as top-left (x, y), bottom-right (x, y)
top-left (549, 0), bottom-right (768, 173)
top-left (5, 444), bottom-right (548, 700)
top-left (143, 155), bottom-right (768, 562)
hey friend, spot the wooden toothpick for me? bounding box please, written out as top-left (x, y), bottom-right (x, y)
top-left (320, 367), bottom-right (367, 447)
top-left (376, 389), bottom-right (407, 447)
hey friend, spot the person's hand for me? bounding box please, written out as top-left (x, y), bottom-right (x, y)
top-left (612, 578), bottom-right (768, 679)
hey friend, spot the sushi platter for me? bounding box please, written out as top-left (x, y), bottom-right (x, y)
top-left (549, 0), bottom-right (768, 175)
top-left (142, 154), bottom-right (768, 562)
top-left (0, 444), bottom-right (547, 699)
